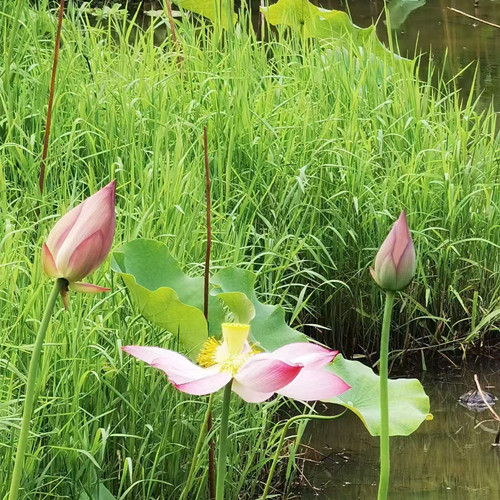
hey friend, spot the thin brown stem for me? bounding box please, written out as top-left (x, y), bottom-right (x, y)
top-left (162, 0), bottom-right (183, 68)
top-left (203, 125), bottom-right (216, 500)
top-left (162, 0), bottom-right (179, 47)
top-left (39, 0), bottom-right (65, 194)
top-left (474, 374), bottom-right (500, 421)
top-left (203, 126), bottom-right (211, 320)
top-left (447, 7), bottom-right (500, 29)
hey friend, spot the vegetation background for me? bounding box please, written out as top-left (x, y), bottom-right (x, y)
top-left (0, 0), bottom-right (498, 497)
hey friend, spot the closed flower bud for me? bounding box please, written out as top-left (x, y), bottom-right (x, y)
top-left (370, 211), bottom-right (416, 292)
top-left (42, 180), bottom-right (116, 295)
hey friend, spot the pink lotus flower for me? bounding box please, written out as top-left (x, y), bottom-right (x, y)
top-left (42, 180), bottom-right (116, 295)
top-left (123, 323), bottom-right (350, 403)
top-left (370, 211), bottom-right (416, 292)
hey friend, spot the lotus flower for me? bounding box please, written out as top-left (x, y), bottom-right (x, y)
top-left (370, 211), bottom-right (416, 292)
top-left (123, 323), bottom-right (350, 403)
top-left (42, 180), bottom-right (116, 297)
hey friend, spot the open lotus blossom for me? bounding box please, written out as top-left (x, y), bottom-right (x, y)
top-left (123, 323), bottom-right (350, 403)
top-left (370, 211), bottom-right (416, 292)
top-left (42, 180), bottom-right (116, 298)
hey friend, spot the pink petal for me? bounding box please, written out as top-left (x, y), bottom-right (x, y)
top-left (46, 204), bottom-right (83, 256)
top-left (69, 282), bottom-right (110, 293)
top-left (235, 354), bottom-right (302, 392)
top-left (55, 181), bottom-right (116, 275)
top-left (123, 345), bottom-right (231, 394)
top-left (174, 371), bottom-right (232, 396)
top-left (272, 343), bottom-right (338, 368)
top-left (41, 243), bottom-right (59, 277)
top-left (374, 225), bottom-right (396, 272)
top-left (395, 241), bottom-right (416, 289)
top-left (392, 211), bottom-right (411, 265)
top-left (232, 381), bottom-right (274, 403)
top-left (124, 346), bottom-right (201, 383)
top-left (377, 252), bottom-right (397, 288)
top-left (60, 230), bottom-right (105, 282)
top-left (123, 345), bottom-right (180, 365)
top-left (277, 368), bottom-right (350, 401)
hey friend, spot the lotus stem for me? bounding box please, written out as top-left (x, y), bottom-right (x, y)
top-left (9, 278), bottom-right (65, 500)
top-left (377, 290), bottom-right (395, 500)
top-left (215, 381), bottom-right (233, 500)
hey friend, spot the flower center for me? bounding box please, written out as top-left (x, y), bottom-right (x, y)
top-left (197, 323), bottom-right (260, 374)
top-left (221, 323), bottom-right (250, 355)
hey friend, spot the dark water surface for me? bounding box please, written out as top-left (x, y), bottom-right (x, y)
top-left (299, 366), bottom-right (500, 500)
top-left (338, 0), bottom-right (500, 112)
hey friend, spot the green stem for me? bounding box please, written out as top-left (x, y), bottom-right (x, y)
top-left (179, 394), bottom-right (215, 500)
top-left (9, 278), bottom-right (65, 500)
top-left (377, 290), bottom-right (395, 500)
top-left (260, 410), bottom-right (346, 500)
top-left (215, 381), bottom-right (232, 500)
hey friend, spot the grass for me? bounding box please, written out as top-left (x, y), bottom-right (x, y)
top-left (0, 0), bottom-right (499, 497)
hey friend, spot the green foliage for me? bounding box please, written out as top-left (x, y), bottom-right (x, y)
top-left (261, 0), bottom-right (354, 38)
top-left (0, 0), bottom-right (499, 497)
top-left (261, 0), bottom-right (407, 63)
top-left (112, 239), bottom-right (306, 354)
top-left (175, 0), bottom-right (237, 30)
top-left (387, 0), bottom-right (426, 29)
top-left (79, 483), bottom-right (116, 500)
top-left (212, 267), bottom-right (307, 351)
top-left (112, 239), bottom-right (223, 354)
top-left (329, 355), bottom-right (431, 436)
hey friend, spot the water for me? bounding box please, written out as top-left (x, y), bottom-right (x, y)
top-left (336, 0), bottom-right (500, 112)
top-left (299, 366), bottom-right (500, 499)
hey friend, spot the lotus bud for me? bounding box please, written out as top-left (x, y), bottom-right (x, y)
top-left (42, 180), bottom-right (116, 297)
top-left (370, 211), bottom-right (416, 292)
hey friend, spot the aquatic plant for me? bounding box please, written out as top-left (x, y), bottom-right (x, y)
top-left (370, 211), bottom-right (416, 292)
top-left (371, 211), bottom-right (417, 500)
top-left (42, 181), bottom-right (116, 300)
top-left (0, 0), bottom-right (497, 497)
top-left (123, 323), bottom-right (347, 402)
top-left (123, 322), bottom-right (349, 499)
top-left (8, 181), bottom-right (116, 500)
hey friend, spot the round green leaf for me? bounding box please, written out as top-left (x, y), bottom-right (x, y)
top-left (111, 239), bottom-right (224, 354)
top-left (327, 355), bottom-right (431, 436)
top-left (211, 267), bottom-right (307, 351)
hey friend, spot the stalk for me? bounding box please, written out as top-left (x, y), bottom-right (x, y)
top-left (179, 394), bottom-right (215, 500)
top-left (215, 381), bottom-right (233, 500)
top-left (9, 278), bottom-right (65, 500)
top-left (38, 0), bottom-right (65, 194)
top-left (202, 126), bottom-right (216, 500)
top-left (377, 290), bottom-right (395, 500)
top-left (260, 411), bottom-right (346, 500)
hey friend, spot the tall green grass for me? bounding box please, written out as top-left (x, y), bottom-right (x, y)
top-left (0, 0), bottom-right (499, 497)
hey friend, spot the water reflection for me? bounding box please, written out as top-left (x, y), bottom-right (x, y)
top-left (300, 367), bottom-right (500, 499)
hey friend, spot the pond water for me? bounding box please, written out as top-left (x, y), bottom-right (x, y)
top-left (333, 0), bottom-right (500, 112)
top-left (299, 365), bottom-right (500, 500)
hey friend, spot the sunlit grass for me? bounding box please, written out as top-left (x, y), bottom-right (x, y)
top-left (0, 0), bottom-right (499, 497)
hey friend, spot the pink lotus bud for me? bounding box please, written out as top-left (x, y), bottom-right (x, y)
top-left (370, 211), bottom-right (416, 292)
top-left (42, 181), bottom-right (116, 293)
